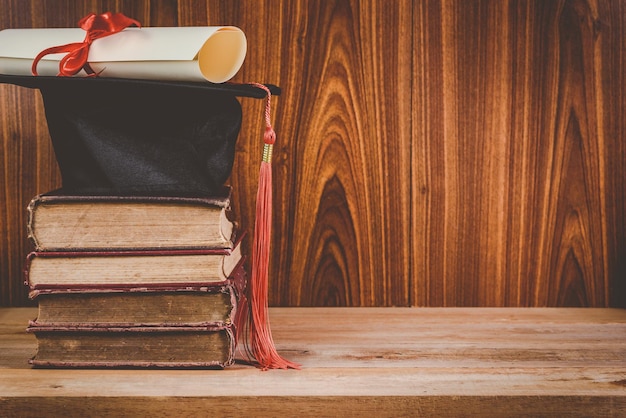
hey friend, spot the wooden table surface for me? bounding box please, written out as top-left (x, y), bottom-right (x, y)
top-left (1, 307), bottom-right (625, 417)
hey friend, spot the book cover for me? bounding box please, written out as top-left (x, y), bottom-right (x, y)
top-left (27, 187), bottom-right (235, 251)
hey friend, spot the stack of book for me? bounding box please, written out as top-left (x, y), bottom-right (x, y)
top-left (24, 186), bottom-right (248, 368)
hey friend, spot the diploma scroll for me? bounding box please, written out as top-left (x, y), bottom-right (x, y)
top-left (0, 26), bottom-right (247, 83)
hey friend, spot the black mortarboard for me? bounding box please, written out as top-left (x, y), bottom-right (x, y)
top-left (0, 74), bottom-right (278, 196)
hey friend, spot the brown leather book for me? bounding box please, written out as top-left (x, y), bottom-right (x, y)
top-left (28, 326), bottom-right (237, 369)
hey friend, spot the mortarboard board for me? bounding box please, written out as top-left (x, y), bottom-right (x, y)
top-left (0, 12), bottom-right (299, 370)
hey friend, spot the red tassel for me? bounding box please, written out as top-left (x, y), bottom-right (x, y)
top-left (248, 84), bottom-right (300, 370)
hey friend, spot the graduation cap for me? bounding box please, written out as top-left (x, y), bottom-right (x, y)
top-left (0, 74), bottom-right (277, 196)
top-left (0, 13), bottom-right (298, 370)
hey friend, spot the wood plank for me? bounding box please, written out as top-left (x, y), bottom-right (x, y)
top-left (412, 0), bottom-right (625, 307)
top-left (1, 307), bottom-right (625, 416)
top-left (1, 0), bottom-right (625, 308)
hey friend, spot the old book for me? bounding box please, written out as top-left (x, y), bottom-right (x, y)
top-left (28, 324), bottom-right (238, 369)
top-left (29, 258), bottom-right (246, 327)
top-left (25, 234), bottom-right (244, 289)
top-left (27, 187), bottom-right (235, 251)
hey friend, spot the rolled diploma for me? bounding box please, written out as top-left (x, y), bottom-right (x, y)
top-left (0, 26), bottom-right (247, 83)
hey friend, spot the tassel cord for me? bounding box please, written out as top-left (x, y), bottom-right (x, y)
top-left (248, 83), bottom-right (300, 370)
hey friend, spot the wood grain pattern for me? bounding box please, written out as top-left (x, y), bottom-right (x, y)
top-left (413, 0), bottom-right (625, 307)
top-left (234, 1), bottom-right (413, 307)
top-left (1, 307), bottom-right (626, 416)
top-left (1, 0), bottom-right (624, 307)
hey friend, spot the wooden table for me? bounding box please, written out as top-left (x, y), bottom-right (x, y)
top-left (1, 307), bottom-right (625, 417)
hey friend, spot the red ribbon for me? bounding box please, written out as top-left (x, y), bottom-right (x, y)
top-left (31, 12), bottom-right (141, 77)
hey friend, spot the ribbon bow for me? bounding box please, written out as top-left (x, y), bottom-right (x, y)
top-left (31, 12), bottom-right (141, 77)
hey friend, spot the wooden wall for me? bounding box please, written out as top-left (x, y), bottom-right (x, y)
top-left (1, 0), bottom-right (624, 307)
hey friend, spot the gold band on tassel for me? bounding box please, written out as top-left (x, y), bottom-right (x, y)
top-left (262, 143), bottom-right (273, 163)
